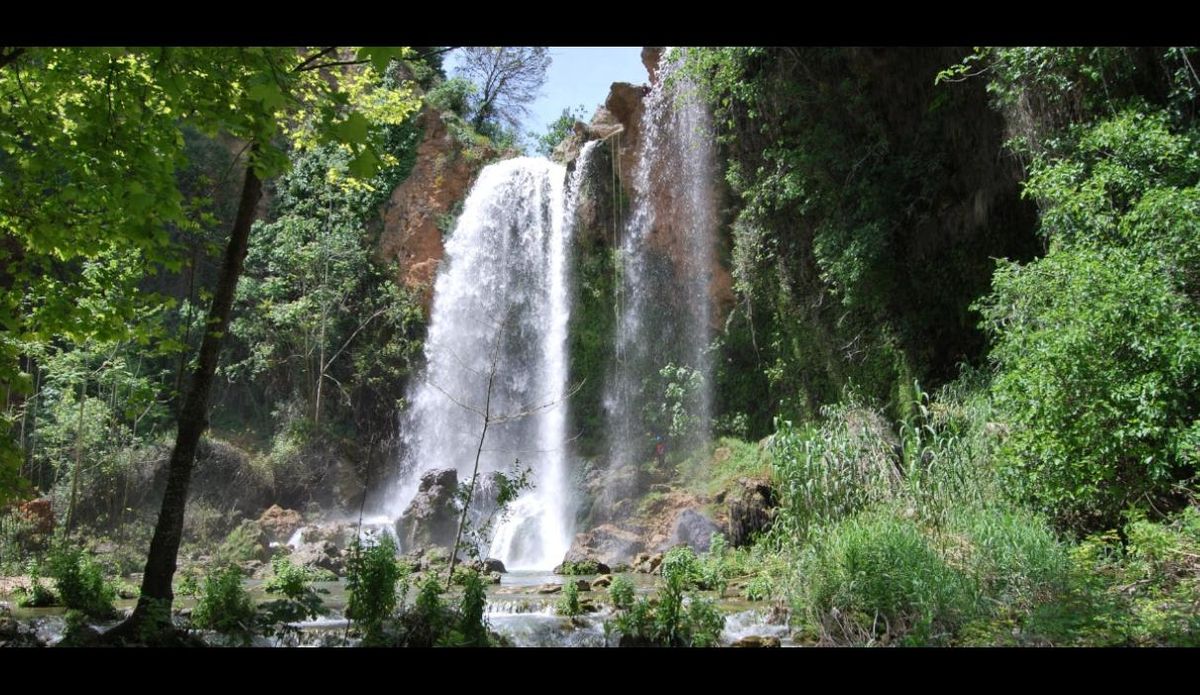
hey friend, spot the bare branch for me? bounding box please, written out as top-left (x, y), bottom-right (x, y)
top-left (293, 47), bottom-right (337, 73)
top-left (299, 59), bottom-right (372, 73)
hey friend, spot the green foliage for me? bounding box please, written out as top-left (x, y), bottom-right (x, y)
top-left (0, 47), bottom-right (421, 502)
top-left (610, 545), bottom-right (726, 647)
top-left (344, 534), bottom-right (402, 643)
top-left (15, 561), bottom-right (58, 608)
top-left (678, 437), bottom-right (771, 498)
top-left (795, 509), bottom-right (976, 645)
top-left (226, 137), bottom-right (427, 449)
top-left (567, 236), bottom-right (617, 456)
top-left (949, 507), bottom-right (1071, 612)
top-left (1, 509), bottom-right (39, 572)
top-left (769, 399), bottom-right (900, 539)
top-left (981, 244), bottom-right (1199, 532)
top-left (426, 77), bottom-right (477, 118)
top-left (678, 46), bottom-right (1038, 418)
top-left (191, 565), bottom-right (257, 644)
top-left (608, 574), bottom-right (635, 610)
top-left (259, 555), bottom-right (329, 643)
top-left (557, 559), bottom-right (605, 576)
top-left (744, 575), bottom-right (773, 602)
top-left (214, 519), bottom-right (269, 566)
top-left (535, 105), bottom-right (587, 157)
top-left (557, 578), bottom-right (582, 617)
top-left (44, 543), bottom-right (117, 619)
top-left (642, 363), bottom-right (706, 452)
top-left (453, 568), bottom-right (491, 647)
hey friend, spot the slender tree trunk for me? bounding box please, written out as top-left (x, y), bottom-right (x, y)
top-left (65, 380), bottom-right (86, 536)
top-left (446, 368), bottom-right (493, 590)
top-left (113, 161), bottom-right (262, 638)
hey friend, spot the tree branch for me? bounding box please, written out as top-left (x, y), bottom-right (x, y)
top-left (0, 47), bottom-right (26, 71)
top-left (298, 59), bottom-right (372, 72)
top-left (293, 47), bottom-right (336, 73)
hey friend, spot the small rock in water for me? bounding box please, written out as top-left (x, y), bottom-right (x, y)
top-left (535, 584), bottom-right (563, 594)
top-left (590, 574), bottom-right (613, 589)
top-left (488, 571), bottom-right (503, 585)
top-left (732, 635), bottom-right (781, 648)
top-left (575, 579), bottom-right (591, 592)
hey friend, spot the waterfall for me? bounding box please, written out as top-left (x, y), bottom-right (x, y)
top-left (604, 50), bottom-right (718, 494)
top-left (390, 145), bottom-right (598, 571)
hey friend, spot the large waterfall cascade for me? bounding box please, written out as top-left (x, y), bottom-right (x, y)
top-left (387, 51), bottom-right (718, 570)
top-left (389, 144), bottom-right (599, 570)
top-left (603, 51), bottom-right (720, 481)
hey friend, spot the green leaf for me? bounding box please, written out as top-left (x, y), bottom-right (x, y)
top-left (348, 148), bottom-right (380, 179)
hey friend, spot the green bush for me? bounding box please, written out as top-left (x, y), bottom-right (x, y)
top-left (980, 245), bottom-right (1200, 532)
top-left (191, 565), bottom-right (257, 643)
top-left (608, 575), bottom-right (635, 610)
top-left (453, 569), bottom-right (490, 647)
top-left (15, 561), bottom-right (58, 608)
top-left (770, 400), bottom-right (900, 539)
top-left (610, 546), bottom-right (726, 647)
top-left (214, 519), bottom-right (269, 566)
top-left (259, 555), bottom-right (329, 642)
top-left (795, 510), bottom-right (975, 645)
top-left (426, 78), bottom-right (477, 118)
top-left (557, 579), bottom-right (581, 617)
top-left (344, 535), bottom-right (401, 643)
top-left (950, 507), bottom-right (1071, 611)
top-left (45, 544), bottom-right (117, 620)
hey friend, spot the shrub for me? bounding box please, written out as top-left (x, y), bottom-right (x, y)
top-left (950, 507), bottom-right (1071, 611)
top-left (453, 569), bottom-right (490, 647)
top-left (15, 560), bottom-right (58, 608)
top-left (610, 546), bottom-right (726, 647)
top-left (259, 555), bottom-right (329, 642)
top-left (608, 574), bottom-right (635, 610)
top-left (770, 400), bottom-right (901, 539)
top-left (44, 544), bottom-right (117, 620)
top-left (795, 510), bottom-right (975, 645)
top-left (214, 519), bottom-right (269, 566)
top-left (980, 245), bottom-right (1200, 532)
top-left (191, 565), bottom-right (257, 643)
top-left (344, 535), bottom-right (401, 643)
top-left (557, 579), bottom-right (581, 617)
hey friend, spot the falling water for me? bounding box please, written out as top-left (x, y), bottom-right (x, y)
top-left (390, 145), bottom-right (598, 570)
top-left (604, 51), bottom-right (718, 493)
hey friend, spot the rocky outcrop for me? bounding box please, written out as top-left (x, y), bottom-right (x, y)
top-left (257, 505), bottom-right (303, 544)
top-left (562, 524), bottom-right (644, 569)
top-left (664, 508), bottom-right (722, 554)
top-left (726, 478), bottom-right (776, 547)
top-left (377, 108), bottom-right (495, 312)
top-left (732, 635), bottom-right (781, 648)
top-left (395, 468), bottom-right (460, 551)
top-left (641, 47), bottom-right (664, 85)
top-left (290, 540), bottom-right (345, 575)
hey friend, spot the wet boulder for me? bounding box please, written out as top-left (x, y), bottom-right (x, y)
top-left (395, 468), bottom-right (460, 551)
top-left (562, 524), bottom-right (644, 568)
top-left (664, 509), bottom-right (722, 553)
top-left (726, 477), bottom-right (776, 547)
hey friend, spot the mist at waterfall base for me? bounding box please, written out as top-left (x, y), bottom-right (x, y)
top-left (385, 147), bottom-right (597, 570)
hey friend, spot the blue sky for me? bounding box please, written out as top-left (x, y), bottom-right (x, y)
top-left (445, 47), bottom-right (649, 148)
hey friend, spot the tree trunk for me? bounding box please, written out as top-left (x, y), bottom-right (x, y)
top-left (113, 161), bottom-right (262, 638)
top-left (65, 380), bottom-right (86, 537)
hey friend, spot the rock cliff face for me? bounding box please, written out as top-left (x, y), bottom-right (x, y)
top-left (376, 107), bottom-right (495, 312)
top-left (558, 52), bottom-right (735, 331)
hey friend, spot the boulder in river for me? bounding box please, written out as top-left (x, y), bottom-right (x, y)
top-left (395, 468), bottom-right (460, 551)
